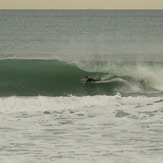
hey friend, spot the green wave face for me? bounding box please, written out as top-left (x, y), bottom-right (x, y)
top-left (0, 59), bottom-right (115, 96)
top-left (0, 60), bottom-right (83, 96)
top-left (0, 59), bottom-right (163, 97)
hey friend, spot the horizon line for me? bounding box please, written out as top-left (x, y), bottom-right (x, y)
top-left (0, 8), bottom-right (162, 10)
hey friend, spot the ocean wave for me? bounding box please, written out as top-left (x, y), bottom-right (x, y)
top-left (0, 59), bottom-right (163, 97)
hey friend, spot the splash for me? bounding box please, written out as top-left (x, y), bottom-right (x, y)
top-left (75, 60), bottom-right (163, 93)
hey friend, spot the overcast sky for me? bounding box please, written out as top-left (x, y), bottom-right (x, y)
top-left (0, 0), bottom-right (163, 9)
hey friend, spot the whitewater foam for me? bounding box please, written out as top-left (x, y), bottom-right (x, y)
top-left (0, 95), bottom-right (162, 161)
top-left (0, 94), bottom-right (162, 114)
top-left (0, 94), bottom-right (121, 114)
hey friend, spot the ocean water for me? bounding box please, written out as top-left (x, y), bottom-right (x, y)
top-left (0, 10), bottom-right (163, 163)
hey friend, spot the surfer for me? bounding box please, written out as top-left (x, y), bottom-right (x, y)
top-left (85, 76), bottom-right (100, 83)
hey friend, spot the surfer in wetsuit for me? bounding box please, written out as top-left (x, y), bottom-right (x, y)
top-left (85, 76), bottom-right (100, 83)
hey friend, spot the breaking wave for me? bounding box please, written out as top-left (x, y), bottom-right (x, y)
top-left (0, 59), bottom-right (163, 96)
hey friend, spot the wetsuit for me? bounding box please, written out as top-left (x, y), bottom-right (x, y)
top-left (86, 78), bottom-right (100, 83)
